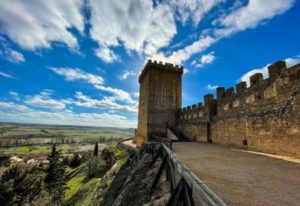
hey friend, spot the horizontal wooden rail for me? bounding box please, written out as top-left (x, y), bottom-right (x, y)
top-left (118, 137), bottom-right (226, 205)
top-left (149, 135), bottom-right (173, 149)
top-left (161, 143), bottom-right (227, 206)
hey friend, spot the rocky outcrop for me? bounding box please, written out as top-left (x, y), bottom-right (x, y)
top-left (91, 144), bottom-right (169, 206)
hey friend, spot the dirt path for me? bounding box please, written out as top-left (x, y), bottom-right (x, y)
top-left (173, 142), bottom-right (300, 206)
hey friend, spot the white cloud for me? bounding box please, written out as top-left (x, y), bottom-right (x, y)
top-left (162, 0), bottom-right (294, 65)
top-left (0, 47), bottom-right (25, 63)
top-left (239, 55), bottom-right (300, 87)
top-left (95, 46), bottom-right (119, 63)
top-left (25, 91), bottom-right (68, 110)
top-left (119, 70), bottom-right (138, 80)
top-left (89, 0), bottom-right (177, 62)
top-left (0, 0), bottom-right (84, 50)
top-left (170, 0), bottom-right (224, 25)
top-left (214, 0), bottom-right (295, 37)
top-left (49, 67), bottom-right (104, 85)
top-left (183, 69), bottom-right (189, 74)
top-left (50, 67), bottom-right (138, 112)
top-left (152, 35), bottom-right (216, 64)
top-left (0, 101), bottom-right (31, 112)
top-left (0, 101), bottom-right (136, 128)
top-left (0, 0), bottom-right (295, 66)
top-left (196, 51), bottom-right (215, 68)
top-left (132, 92), bottom-right (139, 98)
top-left (9, 91), bottom-right (20, 100)
top-left (0, 71), bottom-right (15, 79)
top-left (286, 55), bottom-right (300, 68)
top-left (74, 92), bottom-right (137, 113)
top-left (94, 85), bottom-right (137, 105)
top-left (240, 66), bottom-right (269, 87)
top-left (50, 67), bottom-right (137, 105)
top-left (207, 84), bottom-right (218, 90)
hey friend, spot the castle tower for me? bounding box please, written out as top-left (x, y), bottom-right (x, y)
top-left (135, 60), bottom-right (183, 145)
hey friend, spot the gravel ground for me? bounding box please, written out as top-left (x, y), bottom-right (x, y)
top-left (173, 142), bottom-right (300, 206)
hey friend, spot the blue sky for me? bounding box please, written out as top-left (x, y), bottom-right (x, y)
top-left (0, 0), bottom-right (300, 128)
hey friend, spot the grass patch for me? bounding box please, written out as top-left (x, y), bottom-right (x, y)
top-left (91, 144), bottom-right (128, 205)
top-left (1, 144), bottom-right (91, 156)
top-left (64, 160), bottom-right (108, 206)
top-left (5, 145), bottom-right (50, 155)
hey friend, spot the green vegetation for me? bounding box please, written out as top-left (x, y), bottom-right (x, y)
top-left (64, 160), bottom-right (107, 206)
top-left (94, 142), bottom-right (99, 156)
top-left (0, 122), bottom-right (132, 205)
top-left (0, 144), bottom-right (104, 156)
top-left (44, 144), bottom-right (67, 204)
top-left (0, 123), bottom-right (134, 147)
top-left (69, 154), bottom-right (82, 168)
top-left (0, 145), bottom-right (110, 206)
top-left (0, 164), bottom-right (44, 205)
top-left (91, 144), bottom-right (128, 205)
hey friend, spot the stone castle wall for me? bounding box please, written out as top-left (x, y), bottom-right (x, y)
top-left (177, 61), bottom-right (300, 158)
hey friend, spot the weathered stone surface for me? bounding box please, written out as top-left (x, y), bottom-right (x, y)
top-left (136, 59), bottom-right (300, 158)
top-left (177, 61), bottom-right (300, 158)
top-left (135, 60), bottom-right (183, 145)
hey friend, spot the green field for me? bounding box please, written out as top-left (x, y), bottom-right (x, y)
top-left (0, 144), bottom-right (103, 156)
top-left (0, 123), bottom-right (134, 147)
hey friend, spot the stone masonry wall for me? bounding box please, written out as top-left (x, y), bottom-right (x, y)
top-left (135, 60), bottom-right (183, 146)
top-left (177, 61), bottom-right (300, 158)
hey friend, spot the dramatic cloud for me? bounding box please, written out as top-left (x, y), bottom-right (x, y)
top-left (89, 0), bottom-right (177, 61)
top-left (153, 35), bottom-right (216, 64)
top-left (0, 0), bottom-right (294, 65)
top-left (214, 0), bottom-right (295, 37)
top-left (240, 55), bottom-right (300, 87)
top-left (170, 0), bottom-right (224, 25)
top-left (0, 0), bottom-right (84, 50)
top-left (163, 0), bottom-right (294, 65)
top-left (0, 101), bottom-right (136, 128)
top-left (0, 71), bottom-right (15, 79)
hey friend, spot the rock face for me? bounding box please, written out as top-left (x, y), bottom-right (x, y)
top-left (135, 60), bottom-right (183, 146)
top-left (91, 144), bottom-right (169, 206)
top-left (135, 59), bottom-right (300, 158)
top-left (113, 153), bottom-right (169, 206)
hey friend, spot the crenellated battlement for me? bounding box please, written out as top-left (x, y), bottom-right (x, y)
top-left (136, 59), bottom-right (183, 145)
top-left (178, 60), bottom-right (300, 121)
top-left (139, 59), bottom-right (184, 83)
top-left (136, 58), bottom-right (300, 157)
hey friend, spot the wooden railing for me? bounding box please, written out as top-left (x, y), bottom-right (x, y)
top-left (147, 141), bottom-right (227, 206)
top-left (149, 135), bottom-right (173, 149)
top-left (118, 137), bottom-right (227, 206)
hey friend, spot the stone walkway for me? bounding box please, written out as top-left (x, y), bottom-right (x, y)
top-left (173, 142), bottom-right (300, 206)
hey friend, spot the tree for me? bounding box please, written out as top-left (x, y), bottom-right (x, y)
top-left (0, 165), bottom-right (43, 205)
top-left (69, 154), bottom-right (81, 168)
top-left (93, 142), bottom-right (99, 156)
top-left (44, 144), bottom-right (67, 204)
